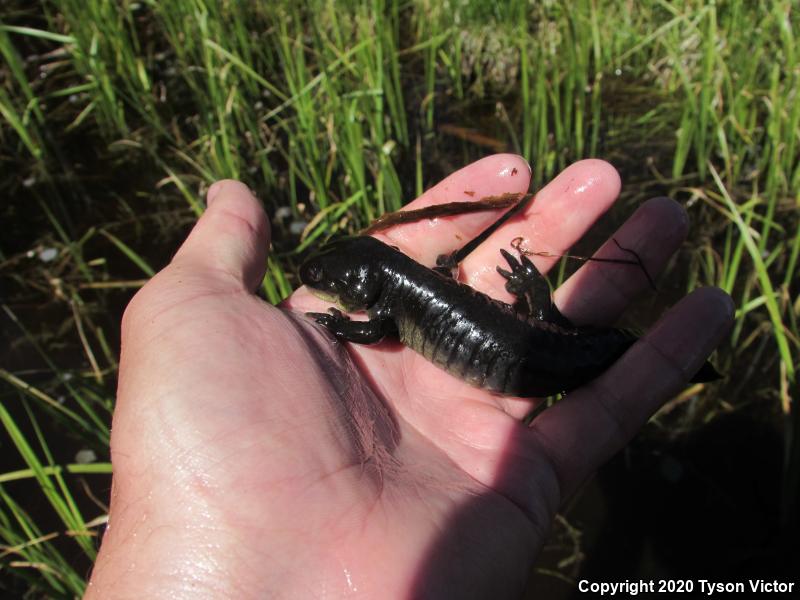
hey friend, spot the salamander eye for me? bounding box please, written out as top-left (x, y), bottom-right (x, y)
top-left (306, 265), bottom-right (323, 283)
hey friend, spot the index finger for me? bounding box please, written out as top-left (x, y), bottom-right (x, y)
top-left (375, 154), bottom-right (531, 263)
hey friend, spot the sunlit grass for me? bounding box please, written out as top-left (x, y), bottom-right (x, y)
top-left (1, 0), bottom-right (797, 594)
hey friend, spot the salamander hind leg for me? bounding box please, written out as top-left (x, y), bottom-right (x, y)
top-left (307, 308), bottom-right (394, 344)
top-left (433, 252), bottom-right (459, 278)
top-left (433, 194), bottom-right (536, 278)
top-left (496, 249), bottom-right (573, 327)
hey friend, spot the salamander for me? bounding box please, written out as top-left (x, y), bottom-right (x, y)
top-left (299, 235), bottom-right (720, 397)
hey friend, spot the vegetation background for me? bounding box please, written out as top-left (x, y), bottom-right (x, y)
top-left (1, 0), bottom-right (797, 597)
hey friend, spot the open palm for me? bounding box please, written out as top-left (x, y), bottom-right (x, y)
top-left (87, 155), bottom-right (732, 599)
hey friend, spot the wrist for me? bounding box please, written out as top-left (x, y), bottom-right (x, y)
top-left (86, 502), bottom-right (220, 598)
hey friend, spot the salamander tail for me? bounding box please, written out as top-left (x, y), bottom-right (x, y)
top-left (690, 360), bottom-right (722, 383)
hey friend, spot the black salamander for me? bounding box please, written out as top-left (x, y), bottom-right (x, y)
top-left (299, 234), bottom-right (720, 397)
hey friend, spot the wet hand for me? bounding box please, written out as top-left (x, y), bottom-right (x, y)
top-left (87, 156), bottom-right (732, 599)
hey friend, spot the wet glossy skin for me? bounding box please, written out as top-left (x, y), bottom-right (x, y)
top-left (300, 236), bottom-right (646, 396)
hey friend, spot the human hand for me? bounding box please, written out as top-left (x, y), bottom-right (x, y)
top-left (86, 155), bottom-right (733, 599)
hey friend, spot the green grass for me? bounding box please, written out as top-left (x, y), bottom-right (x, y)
top-left (1, 0), bottom-right (798, 595)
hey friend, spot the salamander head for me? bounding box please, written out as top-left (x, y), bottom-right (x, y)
top-left (299, 236), bottom-right (385, 311)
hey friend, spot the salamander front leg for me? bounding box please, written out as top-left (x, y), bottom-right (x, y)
top-left (496, 249), bottom-right (573, 327)
top-left (307, 308), bottom-right (395, 344)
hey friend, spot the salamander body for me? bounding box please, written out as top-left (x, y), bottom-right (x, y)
top-left (299, 236), bottom-right (718, 396)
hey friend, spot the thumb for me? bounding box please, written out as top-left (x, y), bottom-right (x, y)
top-left (172, 180), bottom-right (270, 291)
